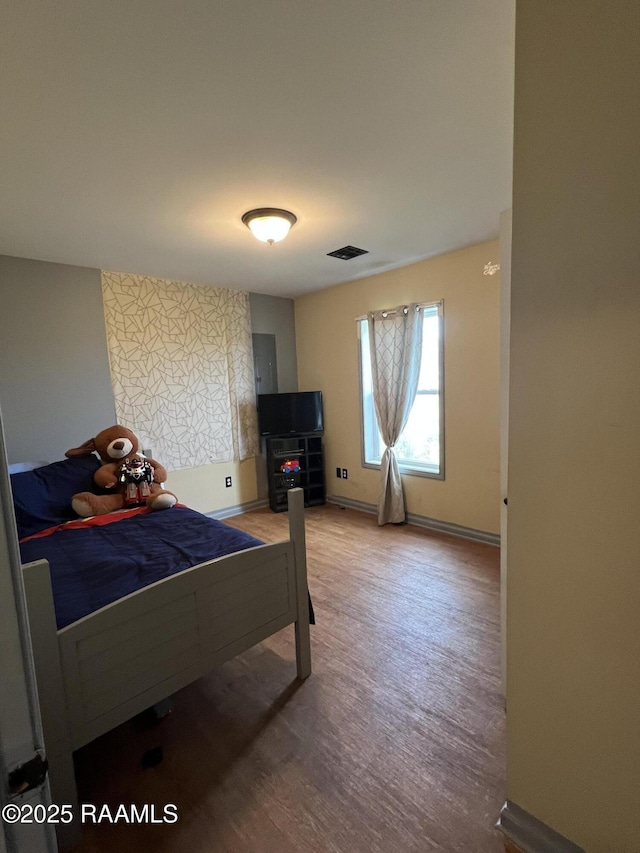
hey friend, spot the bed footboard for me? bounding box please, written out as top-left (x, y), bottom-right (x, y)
top-left (22, 488), bottom-right (310, 850)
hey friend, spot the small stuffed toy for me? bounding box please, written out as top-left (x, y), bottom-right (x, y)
top-left (66, 425), bottom-right (177, 517)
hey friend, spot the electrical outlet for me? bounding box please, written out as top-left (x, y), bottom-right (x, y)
top-left (225, 476), bottom-right (232, 488)
top-left (336, 467), bottom-right (342, 478)
top-left (342, 468), bottom-right (348, 480)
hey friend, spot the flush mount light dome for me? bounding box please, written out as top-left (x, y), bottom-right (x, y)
top-left (242, 208), bottom-right (297, 245)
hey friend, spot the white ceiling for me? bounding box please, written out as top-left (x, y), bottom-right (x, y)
top-left (1, 1), bottom-right (515, 298)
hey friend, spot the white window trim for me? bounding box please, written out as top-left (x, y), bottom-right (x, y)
top-left (357, 300), bottom-right (445, 480)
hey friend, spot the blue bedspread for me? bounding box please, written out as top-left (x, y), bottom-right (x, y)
top-left (19, 506), bottom-right (263, 629)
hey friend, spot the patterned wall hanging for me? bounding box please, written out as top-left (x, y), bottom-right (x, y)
top-left (101, 271), bottom-right (258, 471)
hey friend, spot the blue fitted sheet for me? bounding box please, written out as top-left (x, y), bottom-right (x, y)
top-left (19, 506), bottom-right (263, 629)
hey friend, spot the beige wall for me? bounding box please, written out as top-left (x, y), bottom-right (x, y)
top-left (508, 3), bottom-right (640, 851)
top-left (167, 458), bottom-right (258, 515)
top-left (295, 240), bottom-right (501, 534)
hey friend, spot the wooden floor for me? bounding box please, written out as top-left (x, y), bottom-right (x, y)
top-left (73, 504), bottom-right (507, 852)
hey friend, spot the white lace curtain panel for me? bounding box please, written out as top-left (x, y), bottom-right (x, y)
top-left (101, 271), bottom-right (258, 471)
top-left (368, 303), bottom-right (423, 525)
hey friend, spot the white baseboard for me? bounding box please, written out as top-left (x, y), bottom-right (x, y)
top-left (497, 801), bottom-right (585, 853)
top-left (326, 494), bottom-right (500, 547)
top-left (206, 498), bottom-right (269, 520)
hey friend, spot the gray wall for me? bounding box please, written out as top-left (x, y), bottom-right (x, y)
top-left (249, 292), bottom-right (298, 393)
top-left (248, 291), bottom-right (299, 500)
top-left (0, 256), bottom-right (116, 464)
top-left (0, 257), bottom-right (300, 479)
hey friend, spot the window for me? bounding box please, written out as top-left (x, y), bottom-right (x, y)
top-left (358, 302), bottom-right (444, 478)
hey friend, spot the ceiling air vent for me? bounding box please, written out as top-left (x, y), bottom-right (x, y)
top-left (327, 245), bottom-right (369, 260)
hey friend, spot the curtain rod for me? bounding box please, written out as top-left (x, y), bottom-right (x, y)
top-left (355, 299), bottom-right (442, 322)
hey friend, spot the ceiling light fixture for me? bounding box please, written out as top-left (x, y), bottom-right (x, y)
top-left (242, 208), bottom-right (297, 245)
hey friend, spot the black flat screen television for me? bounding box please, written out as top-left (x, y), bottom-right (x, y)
top-left (257, 391), bottom-right (324, 436)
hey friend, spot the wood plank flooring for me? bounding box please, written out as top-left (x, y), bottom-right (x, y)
top-left (73, 504), bottom-right (506, 852)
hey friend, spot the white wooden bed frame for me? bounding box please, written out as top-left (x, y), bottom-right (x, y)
top-left (20, 488), bottom-right (311, 849)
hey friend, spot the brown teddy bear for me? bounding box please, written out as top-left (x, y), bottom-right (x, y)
top-left (66, 425), bottom-right (177, 517)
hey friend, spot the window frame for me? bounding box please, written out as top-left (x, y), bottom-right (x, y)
top-left (357, 300), bottom-right (445, 480)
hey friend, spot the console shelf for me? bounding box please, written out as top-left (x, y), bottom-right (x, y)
top-left (265, 435), bottom-right (326, 513)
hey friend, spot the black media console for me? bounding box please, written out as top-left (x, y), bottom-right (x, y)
top-left (265, 435), bottom-right (326, 513)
